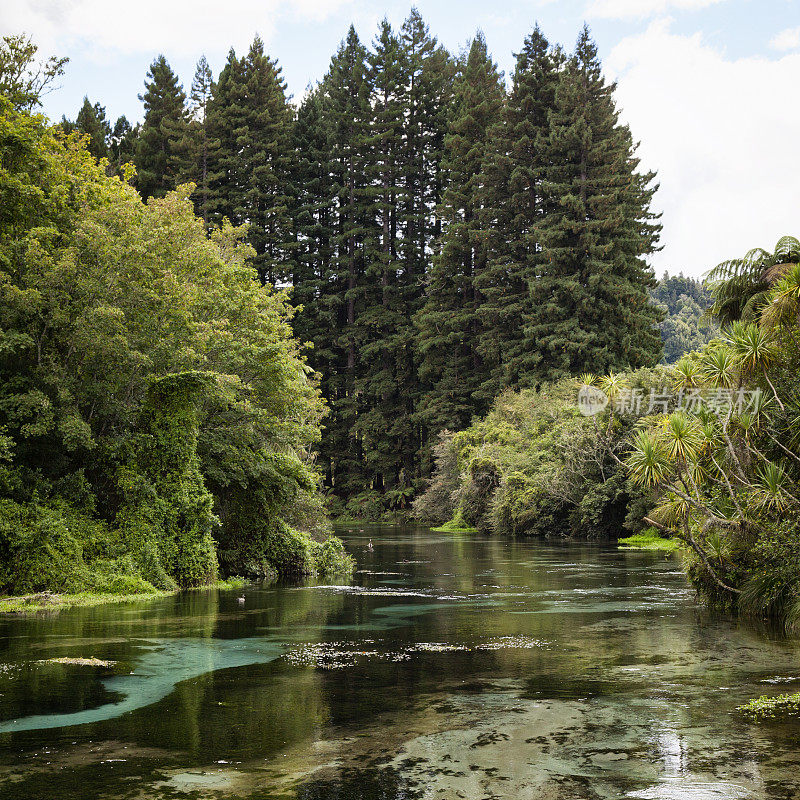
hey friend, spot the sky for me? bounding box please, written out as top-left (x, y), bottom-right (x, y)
top-left (3, 0), bottom-right (800, 278)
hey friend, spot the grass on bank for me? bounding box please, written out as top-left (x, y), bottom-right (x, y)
top-left (618, 527), bottom-right (680, 552)
top-left (431, 521), bottom-right (479, 533)
top-left (0, 590), bottom-right (174, 614)
top-left (0, 578), bottom-right (251, 615)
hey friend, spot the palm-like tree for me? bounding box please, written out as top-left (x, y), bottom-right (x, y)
top-left (671, 356), bottom-right (700, 391)
top-left (698, 345), bottom-right (737, 388)
top-left (627, 429), bottom-right (671, 487)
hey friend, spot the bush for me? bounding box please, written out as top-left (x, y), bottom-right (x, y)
top-left (344, 490), bottom-right (384, 521)
top-left (413, 431), bottom-right (460, 525)
top-left (312, 536), bottom-right (355, 576)
top-left (737, 520), bottom-right (800, 628)
top-left (417, 377), bottom-right (657, 538)
top-left (0, 499), bottom-right (158, 596)
top-left (262, 521), bottom-right (317, 576)
top-left (258, 523), bottom-right (354, 578)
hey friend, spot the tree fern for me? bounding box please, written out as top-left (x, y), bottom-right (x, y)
top-left (706, 236), bottom-right (800, 325)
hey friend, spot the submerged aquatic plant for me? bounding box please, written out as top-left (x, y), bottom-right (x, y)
top-left (737, 692), bottom-right (800, 721)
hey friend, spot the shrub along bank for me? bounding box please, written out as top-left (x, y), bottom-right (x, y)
top-left (414, 372), bottom-right (667, 539)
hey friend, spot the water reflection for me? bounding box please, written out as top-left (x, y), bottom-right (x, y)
top-left (0, 525), bottom-right (798, 799)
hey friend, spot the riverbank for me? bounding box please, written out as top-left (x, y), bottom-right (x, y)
top-left (0, 590), bottom-right (174, 615)
top-left (0, 578), bottom-right (252, 615)
top-left (618, 529), bottom-right (679, 551)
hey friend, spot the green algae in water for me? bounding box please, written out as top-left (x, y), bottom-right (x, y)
top-left (738, 692), bottom-right (800, 721)
top-left (0, 638), bottom-right (284, 733)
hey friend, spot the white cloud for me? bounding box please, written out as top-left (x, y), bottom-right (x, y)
top-left (607, 18), bottom-right (800, 277)
top-left (588, 0), bottom-right (726, 20)
top-left (2, 0), bottom-right (353, 59)
top-left (770, 26), bottom-right (800, 52)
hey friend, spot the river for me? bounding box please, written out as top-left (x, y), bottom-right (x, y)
top-left (1, 526), bottom-right (799, 799)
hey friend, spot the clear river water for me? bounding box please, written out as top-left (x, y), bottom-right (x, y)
top-left (1, 525), bottom-right (800, 799)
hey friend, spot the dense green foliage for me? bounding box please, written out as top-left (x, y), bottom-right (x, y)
top-left (49, 14), bottom-right (662, 514)
top-left (0, 34), bottom-right (67, 112)
top-left (705, 235), bottom-right (800, 325)
top-left (738, 693), bottom-right (800, 721)
top-left (135, 55), bottom-right (189, 201)
top-left (625, 234), bottom-right (800, 629)
top-left (0, 76), bottom-right (351, 599)
top-left (3, 20), bottom-right (798, 642)
top-left (414, 374), bottom-right (664, 538)
top-left (526, 26), bottom-right (662, 380)
top-left (205, 38), bottom-right (295, 283)
top-left (419, 231), bottom-right (800, 632)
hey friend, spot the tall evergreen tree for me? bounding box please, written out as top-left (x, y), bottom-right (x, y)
top-left (356, 18), bottom-right (406, 490)
top-left (293, 11), bottom-right (456, 496)
top-left (415, 33), bottom-right (505, 436)
top-left (173, 55), bottom-right (216, 222)
top-left (74, 96), bottom-right (110, 159)
top-left (134, 55), bottom-right (188, 201)
top-left (290, 85), bottom-right (336, 402)
top-left (474, 25), bottom-right (561, 401)
top-left (205, 48), bottom-right (244, 225)
top-left (205, 39), bottom-right (294, 283)
top-left (290, 85), bottom-right (333, 348)
top-left (320, 26), bottom-right (375, 495)
top-left (393, 8), bottom-right (455, 481)
top-left (241, 37), bottom-right (295, 283)
top-left (109, 115), bottom-right (138, 176)
top-left (529, 25), bottom-right (662, 378)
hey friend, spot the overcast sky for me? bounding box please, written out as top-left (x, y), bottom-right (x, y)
top-left (3, 0), bottom-right (800, 278)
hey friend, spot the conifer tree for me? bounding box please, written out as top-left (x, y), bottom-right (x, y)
top-left (74, 96), bottom-right (110, 159)
top-left (290, 86), bottom-right (333, 343)
top-left (356, 18), bottom-right (406, 490)
top-left (394, 8), bottom-right (455, 481)
top-left (290, 85), bottom-right (339, 487)
top-left (135, 55), bottom-right (188, 201)
top-left (172, 55), bottom-right (216, 222)
top-left (109, 116), bottom-right (138, 176)
top-left (205, 39), bottom-right (294, 283)
top-left (241, 37), bottom-right (295, 283)
top-left (415, 32), bottom-right (505, 435)
top-left (319, 26), bottom-right (375, 495)
top-left (293, 11), bottom-right (456, 495)
top-left (474, 25), bottom-right (561, 401)
top-left (205, 49), bottom-right (243, 225)
top-left (529, 25), bottom-right (662, 378)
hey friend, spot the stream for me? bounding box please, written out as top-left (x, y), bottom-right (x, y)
top-left (1, 525), bottom-right (800, 799)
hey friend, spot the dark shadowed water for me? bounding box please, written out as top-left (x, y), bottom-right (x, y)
top-left (1, 526), bottom-right (800, 799)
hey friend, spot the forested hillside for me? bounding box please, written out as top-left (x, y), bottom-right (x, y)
top-left (651, 273), bottom-right (718, 363)
top-left (54, 12), bottom-right (664, 517)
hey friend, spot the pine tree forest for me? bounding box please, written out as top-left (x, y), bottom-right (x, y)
top-left (55, 11), bottom-right (664, 511)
